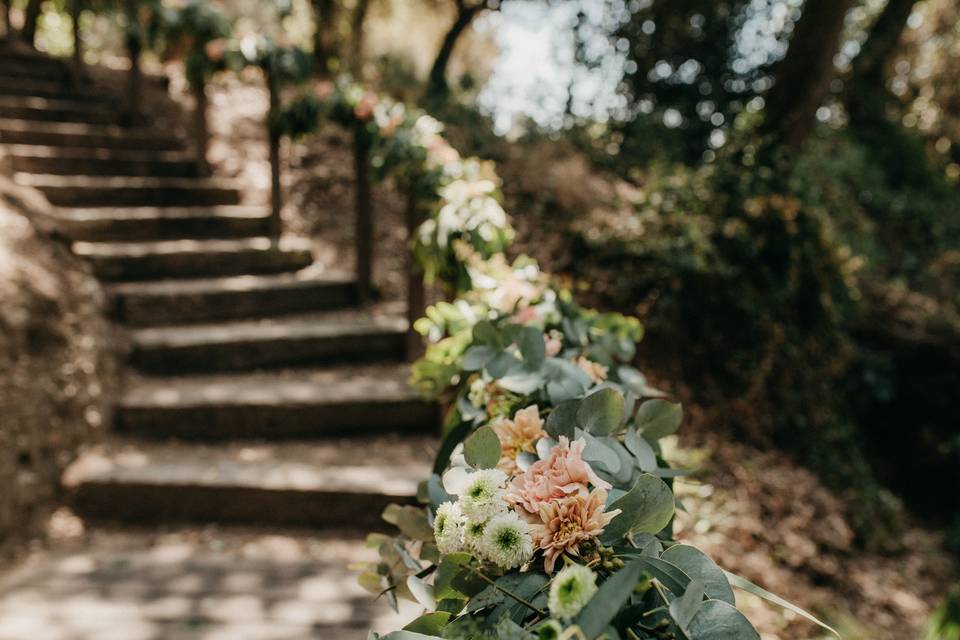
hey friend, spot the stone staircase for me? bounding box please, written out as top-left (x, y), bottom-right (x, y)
top-left (0, 45), bottom-right (432, 638)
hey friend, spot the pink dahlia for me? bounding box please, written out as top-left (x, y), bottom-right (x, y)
top-left (491, 405), bottom-right (547, 476)
top-left (506, 436), bottom-right (611, 517)
top-left (531, 488), bottom-right (620, 573)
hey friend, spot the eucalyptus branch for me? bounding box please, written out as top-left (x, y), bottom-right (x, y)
top-left (467, 566), bottom-right (546, 616)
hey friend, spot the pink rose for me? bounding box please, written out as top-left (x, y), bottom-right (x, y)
top-left (506, 436), bottom-right (611, 517)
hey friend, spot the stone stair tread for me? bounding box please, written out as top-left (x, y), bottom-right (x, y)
top-left (60, 205), bottom-right (269, 223)
top-left (0, 528), bottom-right (418, 639)
top-left (73, 236), bottom-right (309, 259)
top-left (121, 363), bottom-right (419, 408)
top-left (14, 173), bottom-right (243, 191)
top-left (3, 143), bottom-right (193, 162)
top-left (107, 268), bottom-right (352, 298)
top-left (63, 435), bottom-right (432, 496)
top-left (0, 117), bottom-right (163, 138)
top-left (130, 311), bottom-right (407, 350)
top-left (0, 94), bottom-right (109, 113)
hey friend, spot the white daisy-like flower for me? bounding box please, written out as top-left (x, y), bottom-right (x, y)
top-left (462, 518), bottom-right (488, 556)
top-left (433, 502), bottom-right (464, 555)
top-left (481, 511), bottom-right (534, 570)
top-left (548, 564), bottom-right (598, 620)
top-left (458, 469), bottom-right (509, 522)
top-left (468, 377), bottom-right (490, 408)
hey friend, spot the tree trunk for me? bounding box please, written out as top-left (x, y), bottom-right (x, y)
top-left (427, 4), bottom-right (481, 99)
top-left (20, 0), bottom-right (42, 46)
top-left (2, 1), bottom-right (12, 40)
top-left (193, 78), bottom-right (210, 176)
top-left (845, 0), bottom-right (916, 121)
top-left (762, 0), bottom-right (855, 151)
top-left (267, 71), bottom-right (282, 238)
top-left (125, 35), bottom-right (143, 123)
top-left (71, 0), bottom-right (85, 83)
top-left (348, 0), bottom-right (370, 76)
top-left (312, 0), bottom-right (339, 78)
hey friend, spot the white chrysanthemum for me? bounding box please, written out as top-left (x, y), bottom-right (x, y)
top-left (468, 377), bottom-right (490, 408)
top-left (462, 518), bottom-right (488, 556)
top-left (458, 469), bottom-right (509, 522)
top-left (433, 502), bottom-right (464, 555)
top-left (548, 564), bottom-right (598, 620)
top-left (481, 511), bottom-right (534, 570)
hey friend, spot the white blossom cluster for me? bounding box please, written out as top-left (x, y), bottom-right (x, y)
top-left (433, 469), bottom-right (534, 570)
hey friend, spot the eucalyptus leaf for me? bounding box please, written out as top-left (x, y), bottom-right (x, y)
top-left (661, 545), bottom-right (735, 605)
top-left (670, 579), bottom-right (705, 630)
top-left (636, 399), bottom-right (683, 441)
top-left (624, 427), bottom-right (658, 471)
top-left (574, 560), bottom-right (644, 638)
top-left (576, 429), bottom-right (621, 475)
top-left (543, 358), bottom-right (591, 402)
top-left (472, 320), bottom-right (501, 347)
top-left (464, 426), bottom-right (501, 469)
top-left (402, 612), bottom-right (450, 635)
top-left (545, 400), bottom-right (578, 439)
top-left (576, 388), bottom-right (625, 435)
top-left (462, 345), bottom-right (496, 371)
top-left (518, 326), bottom-right (546, 370)
top-left (406, 575), bottom-right (436, 611)
top-left (485, 351), bottom-right (517, 379)
top-left (380, 631), bottom-right (444, 640)
top-left (498, 367), bottom-right (544, 395)
top-left (600, 474), bottom-right (675, 543)
top-left (724, 571), bottom-right (840, 637)
top-left (685, 599), bottom-right (760, 640)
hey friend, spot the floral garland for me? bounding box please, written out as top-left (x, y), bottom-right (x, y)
top-left (145, 29), bottom-right (840, 629)
top-left (268, 84), bottom-right (840, 639)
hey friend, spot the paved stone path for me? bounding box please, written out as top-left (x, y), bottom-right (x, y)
top-left (0, 44), bottom-right (434, 638)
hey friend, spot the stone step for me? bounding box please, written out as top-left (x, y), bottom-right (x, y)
top-left (0, 118), bottom-right (181, 149)
top-left (0, 75), bottom-right (110, 101)
top-left (117, 364), bottom-right (436, 439)
top-left (73, 237), bottom-right (313, 281)
top-left (0, 95), bottom-right (119, 125)
top-left (57, 206), bottom-right (272, 242)
top-left (108, 268), bottom-right (357, 325)
top-left (63, 436), bottom-right (432, 528)
top-left (4, 144), bottom-right (199, 177)
top-left (0, 528), bottom-right (418, 639)
top-left (129, 312), bottom-right (408, 374)
top-left (15, 174), bottom-right (242, 207)
top-left (0, 60), bottom-right (71, 81)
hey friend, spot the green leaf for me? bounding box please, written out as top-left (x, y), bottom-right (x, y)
top-left (462, 345), bottom-right (497, 371)
top-left (670, 579), bottom-right (705, 630)
top-left (434, 552), bottom-right (473, 600)
top-left (576, 429), bottom-right (621, 475)
top-left (386, 505), bottom-right (434, 541)
top-left (574, 560), bottom-right (644, 638)
top-left (403, 612), bottom-right (450, 635)
top-left (464, 426), bottom-right (501, 469)
top-left (576, 388), bottom-right (625, 435)
top-left (661, 545), bottom-right (735, 605)
top-left (381, 631), bottom-right (444, 640)
top-left (485, 351), bottom-right (517, 379)
top-left (490, 572), bottom-right (549, 623)
top-left (686, 599), bottom-right (760, 640)
top-left (406, 575), bottom-right (436, 611)
top-left (624, 427), bottom-right (658, 471)
top-left (545, 400), bottom-right (578, 439)
top-left (543, 358), bottom-right (591, 402)
top-left (518, 326), bottom-right (546, 370)
top-left (636, 399), bottom-right (683, 441)
top-left (498, 367), bottom-right (544, 395)
top-left (724, 571), bottom-right (840, 637)
top-left (633, 556), bottom-right (693, 596)
top-left (601, 474), bottom-right (675, 542)
top-left (472, 320), bottom-right (502, 347)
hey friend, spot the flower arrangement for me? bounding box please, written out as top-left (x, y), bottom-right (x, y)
top-left (266, 78), bottom-right (840, 639)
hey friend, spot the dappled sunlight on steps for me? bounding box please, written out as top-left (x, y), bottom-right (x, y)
top-left (0, 43), bottom-right (434, 638)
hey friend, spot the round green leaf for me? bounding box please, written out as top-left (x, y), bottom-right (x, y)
top-left (576, 388), bottom-right (626, 435)
top-left (600, 473), bottom-right (675, 542)
top-left (464, 426), bottom-right (501, 469)
top-left (686, 599), bottom-right (760, 640)
top-left (636, 399), bottom-right (683, 441)
top-left (661, 544), bottom-right (735, 605)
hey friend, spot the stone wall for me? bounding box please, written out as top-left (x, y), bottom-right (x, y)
top-left (0, 176), bottom-right (115, 557)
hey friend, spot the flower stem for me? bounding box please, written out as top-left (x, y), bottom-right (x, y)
top-left (468, 566), bottom-right (546, 616)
